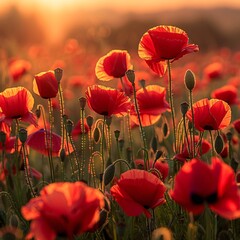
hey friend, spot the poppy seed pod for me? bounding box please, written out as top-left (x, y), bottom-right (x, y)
top-left (54, 68), bottom-right (63, 82)
top-left (79, 97), bottom-right (87, 110)
top-left (126, 69), bottom-right (135, 84)
top-left (19, 128), bottom-right (28, 144)
top-left (86, 115), bottom-right (94, 128)
top-left (180, 102), bottom-right (189, 116)
top-left (184, 70), bottom-right (196, 91)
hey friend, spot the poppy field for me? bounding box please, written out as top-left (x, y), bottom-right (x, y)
top-left (0, 24), bottom-right (240, 240)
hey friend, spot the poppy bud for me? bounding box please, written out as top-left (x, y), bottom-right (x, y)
top-left (155, 150), bottom-right (163, 160)
top-left (86, 115), bottom-right (94, 128)
top-left (119, 139), bottom-right (124, 152)
top-left (226, 132), bottom-right (232, 141)
top-left (181, 102), bottom-right (189, 116)
top-left (0, 131), bottom-right (6, 145)
top-left (93, 127), bottom-right (101, 143)
top-left (151, 136), bottom-right (158, 153)
top-left (184, 69), bottom-right (196, 91)
top-left (215, 135), bottom-right (224, 154)
top-left (114, 130), bottom-right (120, 140)
top-left (60, 148), bottom-right (66, 162)
top-left (54, 68), bottom-right (63, 82)
top-left (35, 107), bottom-right (41, 118)
top-left (105, 116), bottom-right (112, 127)
top-left (126, 147), bottom-right (133, 165)
top-left (66, 119), bottom-right (73, 135)
top-left (163, 122), bottom-right (169, 138)
top-left (139, 79), bottom-right (146, 88)
top-left (103, 163), bottom-right (115, 186)
top-left (79, 97), bottom-right (87, 110)
top-left (126, 69), bottom-right (135, 84)
top-left (19, 128), bottom-right (27, 144)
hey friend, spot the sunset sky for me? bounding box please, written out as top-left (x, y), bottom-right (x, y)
top-left (1, 0), bottom-right (240, 44)
top-left (1, 0), bottom-right (240, 13)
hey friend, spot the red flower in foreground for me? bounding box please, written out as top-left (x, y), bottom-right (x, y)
top-left (186, 98), bottom-right (231, 131)
top-left (110, 169), bottom-right (166, 218)
top-left (135, 159), bottom-right (169, 181)
top-left (138, 25), bottom-right (199, 76)
top-left (33, 70), bottom-right (58, 99)
top-left (21, 182), bottom-right (105, 240)
top-left (0, 87), bottom-right (37, 127)
top-left (131, 85), bottom-right (170, 126)
top-left (85, 85), bottom-right (131, 117)
top-left (211, 85), bottom-right (239, 105)
top-left (170, 157), bottom-right (240, 219)
top-left (95, 50), bottom-right (133, 81)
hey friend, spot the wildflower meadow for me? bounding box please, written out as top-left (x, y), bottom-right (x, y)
top-left (0, 23), bottom-right (240, 240)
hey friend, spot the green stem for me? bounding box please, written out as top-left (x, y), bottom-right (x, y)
top-left (48, 98), bottom-right (55, 182)
top-left (167, 60), bottom-right (177, 154)
top-left (189, 89), bottom-right (196, 158)
top-left (209, 130), bottom-right (215, 158)
top-left (80, 109), bottom-right (86, 179)
top-left (21, 145), bottom-right (37, 197)
top-left (132, 81), bottom-right (148, 169)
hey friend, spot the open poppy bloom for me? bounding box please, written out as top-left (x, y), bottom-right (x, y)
top-left (174, 135), bottom-right (211, 162)
top-left (95, 50), bottom-right (133, 81)
top-left (33, 70), bottom-right (59, 99)
top-left (131, 85), bottom-right (170, 126)
top-left (21, 181), bottom-right (105, 240)
top-left (72, 120), bottom-right (90, 139)
top-left (135, 159), bottom-right (169, 181)
top-left (85, 85), bottom-right (131, 117)
top-left (0, 87), bottom-right (37, 127)
top-left (138, 25), bottom-right (199, 76)
top-left (110, 169), bottom-right (166, 218)
top-left (186, 98), bottom-right (231, 131)
top-left (203, 62), bottom-right (224, 81)
top-left (169, 157), bottom-right (240, 219)
top-left (211, 85), bottom-right (239, 105)
top-left (26, 129), bottom-right (73, 157)
top-left (8, 59), bottom-right (31, 82)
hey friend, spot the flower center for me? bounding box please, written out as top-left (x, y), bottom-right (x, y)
top-left (191, 192), bottom-right (218, 205)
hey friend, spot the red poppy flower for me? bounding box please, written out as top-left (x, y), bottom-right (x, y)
top-left (211, 85), bottom-right (238, 105)
top-left (26, 129), bottom-right (73, 157)
top-left (8, 59), bottom-right (31, 82)
top-left (95, 50), bottom-right (133, 81)
top-left (21, 181), bottom-right (105, 240)
top-left (131, 85), bottom-right (170, 126)
top-left (72, 120), bottom-right (90, 139)
top-left (85, 85), bottom-right (131, 117)
top-left (33, 70), bottom-right (58, 99)
top-left (0, 87), bottom-right (37, 127)
top-left (232, 119), bottom-right (240, 134)
top-left (135, 159), bottom-right (169, 181)
top-left (174, 136), bottom-right (211, 162)
top-left (169, 157), bottom-right (240, 219)
top-left (138, 25), bottom-right (199, 76)
top-left (117, 75), bottom-right (134, 97)
top-left (186, 98), bottom-right (231, 131)
top-left (110, 169), bottom-right (166, 218)
top-left (203, 62), bottom-right (224, 80)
